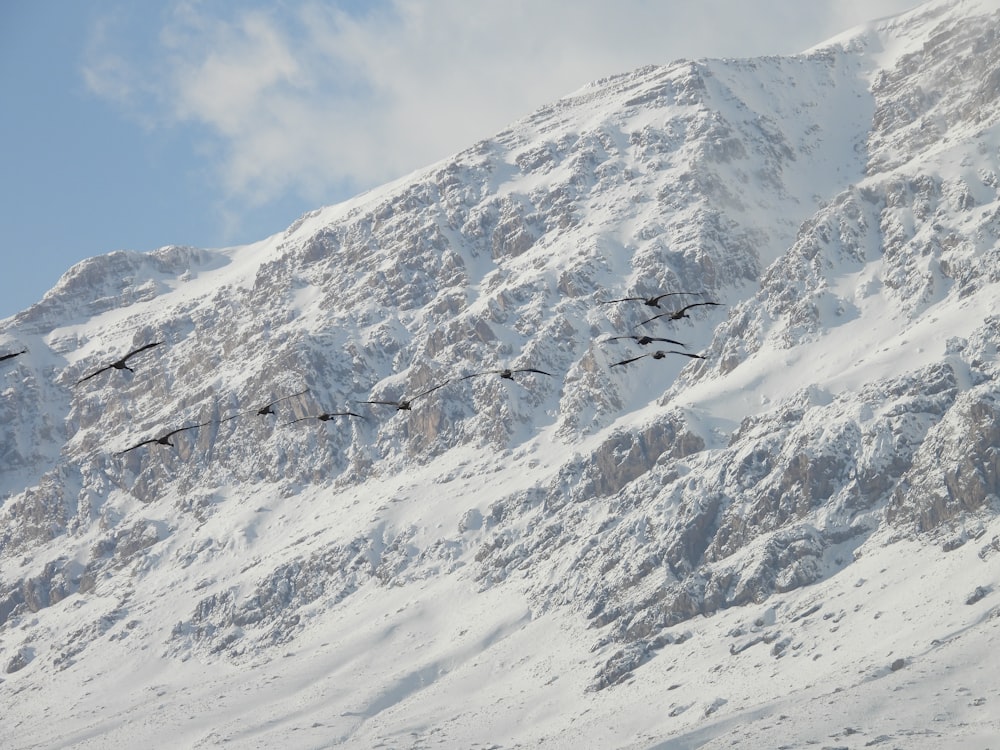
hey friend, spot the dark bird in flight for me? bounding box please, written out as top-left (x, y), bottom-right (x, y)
top-left (360, 380), bottom-right (451, 411)
top-left (116, 422), bottom-right (207, 455)
top-left (284, 411), bottom-right (364, 425)
top-left (601, 335), bottom-right (687, 347)
top-left (0, 348), bottom-right (27, 363)
top-left (638, 302), bottom-right (722, 326)
top-left (610, 350), bottom-right (706, 368)
top-left (219, 388), bottom-right (309, 422)
top-left (75, 341), bottom-right (164, 385)
top-left (459, 367), bottom-right (553, 382)
top-left (253, 388), bottom-right (309, 416)
top-left (600, 291), bottom-right (703, 308)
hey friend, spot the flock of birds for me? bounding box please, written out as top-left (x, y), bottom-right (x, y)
top-left (0, 290), bottom-right (719, 457)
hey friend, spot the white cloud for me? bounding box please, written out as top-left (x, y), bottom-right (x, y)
top-left (82, 0), bottom-right (920, 216)
top-left (824, 0), bottom-right (922, 31)
top-left (170, 15), bottom-right (303, 133)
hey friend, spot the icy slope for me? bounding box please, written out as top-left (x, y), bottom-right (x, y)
top-left (2, 0), bottom-right (1000, 747)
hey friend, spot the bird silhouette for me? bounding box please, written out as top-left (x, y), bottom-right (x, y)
top-left (610, 350), bottom-right (706, 368)
top-left (219, 388), bottom-right (309, 422)
top-left (601, 335), bottom-right (687, 347)
top-left (637, 302), bottom-right (722, 326)
top-left (284, 411), bottom-right (365, 425)
top-left (116, 422), bottom-right (207, 455)
top-left (1, 348), bottom-right (27, 363)
top-left (458, 367), bottom-right (553, 382)
top-left (75, 341), bottom-right (164, 385)
top-left (360, 380), bottom-right (451, 411)
top-left (600, 291), bottom-right (703, 308)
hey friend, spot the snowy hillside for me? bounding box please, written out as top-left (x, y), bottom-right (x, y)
top-left (2, 0), bottom-right (1000, 747)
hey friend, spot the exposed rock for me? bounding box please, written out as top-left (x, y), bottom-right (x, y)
top-left (5, 647), bottom-right (32, 674)
top-left (966, 585), bottom-right (990, 605)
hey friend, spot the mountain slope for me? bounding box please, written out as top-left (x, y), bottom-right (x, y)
top-left (2, 0), bottom-right (1000, 747)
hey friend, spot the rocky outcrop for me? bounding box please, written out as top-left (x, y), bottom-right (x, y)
top-left (887, 383), bottom-right (1000, 531)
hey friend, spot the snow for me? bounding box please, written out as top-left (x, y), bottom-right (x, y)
top-left (4, 514), bottom-right (998, 749)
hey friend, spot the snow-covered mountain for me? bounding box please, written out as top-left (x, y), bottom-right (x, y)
top-left (3, 0), bottom-right (1000, 746)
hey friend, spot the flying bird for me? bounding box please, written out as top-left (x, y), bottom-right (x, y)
top-left (600, 291), bottom-right (703, 308)
top-left (284, 411), bottom-right (364, 425)
top-left (601, 335), bottom-right (687, 347)
top-left (610, 350), bottom-right (706, 368)
top-left (75, 341), bottom-right (164, 385)
top-left (360, 380), bottom-right (452, 411)
top-left (0, 348), bottom-right (27, 363)
top-left (458, 367), bottom-right (553, 382)
top-left (219, 388), bottom-right (309, 422)
top-left (637, 302), bottom-right (722, 326)
top-left (115, 422), bottom-right (207, 455)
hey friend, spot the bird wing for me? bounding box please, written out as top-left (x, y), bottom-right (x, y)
top-left (219, 388), bottom-right (309, 422)
top-left (456, 372), bottom-right (490, 382)
top-left (122, 341), bottom-right (164, 362)
top-left (648, 291), bottom-right (702, 304)
top-left (283, 415), bottom-right (316, 425)
top-left (287, 412), bottom-right (363, 424)
top-left (649, 337), bottom-right (688, 347)
top-left (226, 405), bottom-right (274, 421)
top-left (116, 438), bottom-right (158, 455)
top-left (164, 422), bottom-right (208, 439)
top-left (362, 399), bottom-right (401, 406)
top-left (262, 387), bottom-right (310, 409)
top-left (74, 364), bottom-right (112, 385)
top-left (599, 296), bottom-right (643, 304)
top-left (410, 380), bottom-right (452, 401)
top-left (677, 301), bottom-right (722, 314)
top-left (0, 349), bottom-right (27, 362)
top-left (650, 350), bottom-right (706, 360)
top-left (513, 368), bottom-right (553, 376)
top-left (636, 312), bottom-right (670, 326)
top-left (610, 354), bottom-right (649, 368)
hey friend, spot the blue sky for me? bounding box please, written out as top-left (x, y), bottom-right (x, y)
top-left (0, 0), bottom-right (918, 320)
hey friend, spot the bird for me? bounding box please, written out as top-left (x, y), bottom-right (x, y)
top-left (75, 341), bottom-right (164, 385)
top-left (601, 335), bottom-right (687, 347)
top-left (637, 302), bottom-right (722, 326)
top-left (0, 348), bottom-right (27, 363)
top-left (284, 411), bottom-right (365, 425)
top-left (609, 350), bottom-right (706, 368)
top-left (458, 367), bottom-right (553, 382)
top-left (600, 291), bottom-right (703, 308)
top-left (360, 380), bottom-right (452, 411)
top-left (115, 422), bottom-right (207, 455)
top-left (219, 388), bottom-right (309, 422)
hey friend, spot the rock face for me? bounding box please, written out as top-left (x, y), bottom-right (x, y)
top-left (2, 0), bottom-right (1000, 745)
top-left (887, 380), bottom-right (1000, 530)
